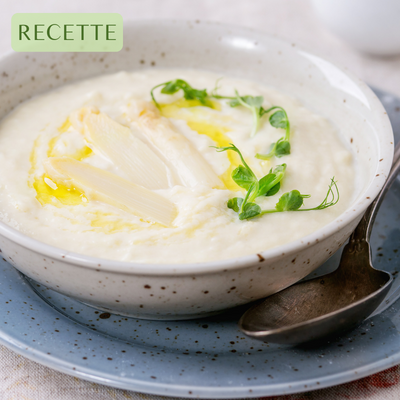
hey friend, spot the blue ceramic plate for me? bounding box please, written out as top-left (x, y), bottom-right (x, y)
top-left (1, 88), bottom-right (400, 399)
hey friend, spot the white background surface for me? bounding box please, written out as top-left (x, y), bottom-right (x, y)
top-left (1, 1), bottom-right (400, 399)
top-left (1, 0), bottom-right (400, 96)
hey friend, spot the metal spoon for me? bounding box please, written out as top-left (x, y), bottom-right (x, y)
top-left (239, 145), bottom-right (400, 345)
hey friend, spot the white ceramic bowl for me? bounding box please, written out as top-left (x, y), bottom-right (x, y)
top-left (0, 21), bottom-right (393, 320)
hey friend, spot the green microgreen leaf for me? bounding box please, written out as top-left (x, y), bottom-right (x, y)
top-left (160, 80), bottom-right (184, 95)
top-left (275, 190), bottom-right (307, 212)
top-left (256, 138), bottom-right (291, 160)
top-left (275, 140), bottom-right (291, 157)
top-left (212, 84), bottom-right (265, 137)
top-left (239, 202), bottom-right (261, 220)
top-left (258, 177), bottom-right (339, 218)
top-left (257, 106), bottom-right (291, 158)
top-left (300, 178), bottom-right (340, 211)
top-left (265, 182), bottom-right (280, 197)
top-left (230, 95), bottom-right (264, 109)
top-left (150, 79), bottom-right (212, 109)
top-left (257, 174), bottom-right (275, 196)
top-left (213, 81), bottom-right (293, 140)
top-left (231, 91), bottom-right (263, 137)
top-left (213, 144), bottom-right (256, 180)
top-left (214, 144), bottom-right (260, 212)
top-left (214, 145), bottom-right (339, 221)
top-left (227, 98), bottom-right (241, 107)
top-left (153, 78), bottom-right (293, 141)
top-left (215, 145), bottom-right (288, 219)
top-left (227, 197), bottom-right (243, 213)
top-left (211, 77), bottom-right (225, 98)
top-left (257, 163), bottom-right (286, 196)
top-left (269, 110), bottom-right (289, 130)
top-left (232, 165), bottom-right (257, 190)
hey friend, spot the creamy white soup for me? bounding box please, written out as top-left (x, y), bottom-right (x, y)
top-left (0, 70), bottom-right (354, 263)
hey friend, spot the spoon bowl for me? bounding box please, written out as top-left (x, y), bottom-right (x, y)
top-left (239, 245), bottom-right (392, 344)
top-left (239, 146), bottom-right (400, 344)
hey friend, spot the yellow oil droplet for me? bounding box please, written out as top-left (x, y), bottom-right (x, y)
top-left (186, 120), bottom-right (240, 190)
top-left (89, 212), bottom-right (140, 233)
top-left (88, 211), bottom-right (163, 234)
top-left (47, 117), bottom-right (93, 160)
top-left (47, 135), bottom-right (59, 158)
top-left (160, 99), bottom-right (240, 190)
top-left (30, 118), bottom-right (94, 205)
top-left (57, 117), bottom-right (72, 133)
top-left (160, 98), bottom-right (221, 114)
top-left (47, 136), bottom-right (92, 160)
top-left (70, 146), bottom-right (93, 161)
top-left (33, 174), bottom-right (87, 207)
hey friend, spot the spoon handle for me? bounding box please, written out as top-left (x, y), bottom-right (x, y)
top-left (351, 143), bottom-right (400, 243)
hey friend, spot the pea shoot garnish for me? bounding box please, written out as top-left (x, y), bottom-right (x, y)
top-left (150, 79), bottom-right (213, 109)
top-left (150, 78), bottom-right (292, 152)
top-left (263, 178), bottom-right (339, 215)
top-left (220, 91), bottom-right (264, 138)
top-left (215, 144), bottom-right (339, 221)
top-left (214, 87), bottom-right (291, 143)
top-left (214, 144), bottom-right (287, 220)
top-left (255, 107), bottom-right (291, 159)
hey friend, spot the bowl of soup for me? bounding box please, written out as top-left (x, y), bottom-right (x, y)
top-left (0, 21), bottom-right (393, 319)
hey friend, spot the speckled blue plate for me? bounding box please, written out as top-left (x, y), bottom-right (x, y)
top-left (1, 88), bottom-right (400, 398)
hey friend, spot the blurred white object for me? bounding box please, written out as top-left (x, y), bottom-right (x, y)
top-left (311, 0), bottom-right (400, 56)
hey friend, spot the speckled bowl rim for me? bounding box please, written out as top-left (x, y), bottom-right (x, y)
top-left (0, 20), bottom-right (394, 276)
